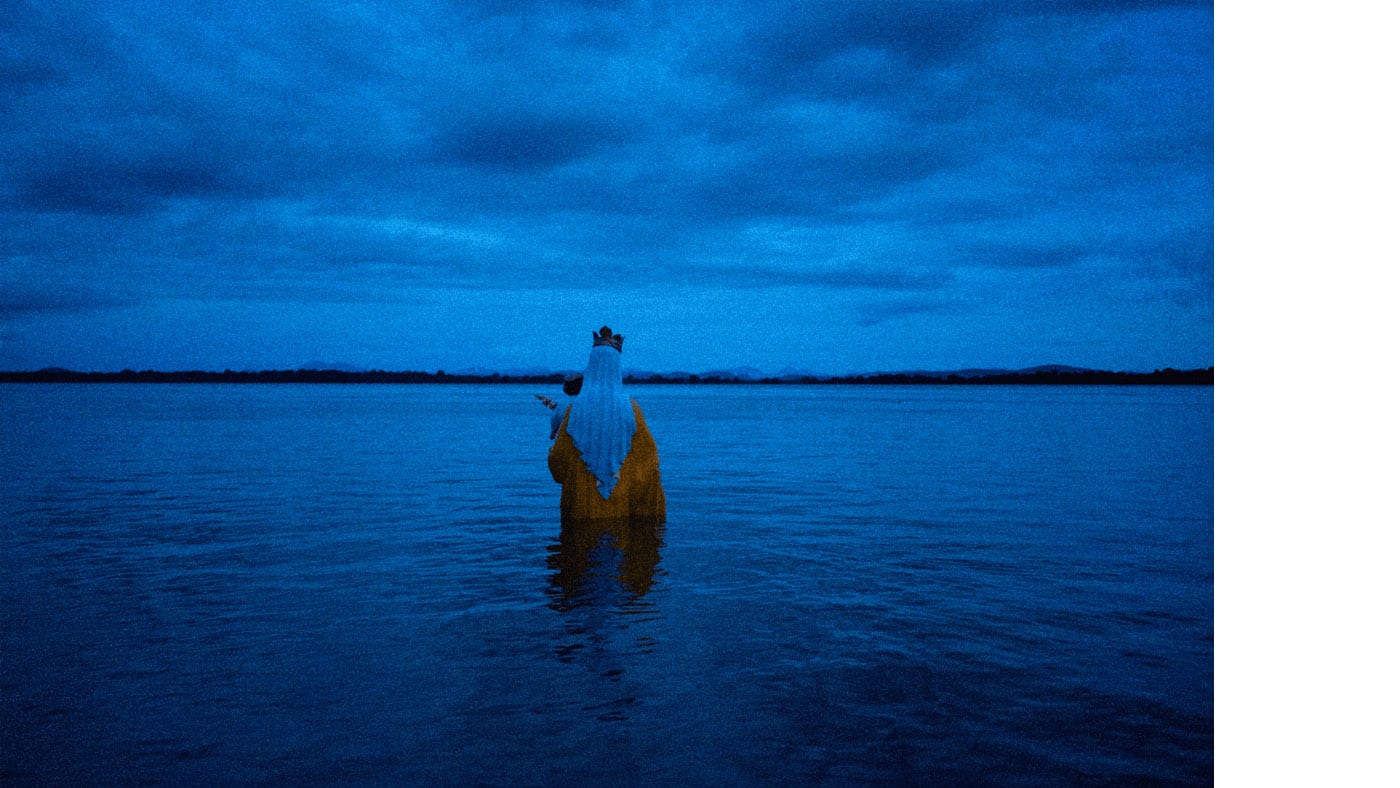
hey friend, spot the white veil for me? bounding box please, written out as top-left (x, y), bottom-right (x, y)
top-left (563, 343), bottom-right (636, 499)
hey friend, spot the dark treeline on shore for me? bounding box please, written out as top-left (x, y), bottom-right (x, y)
top-left (2, 367), bottom-right (1213, 385)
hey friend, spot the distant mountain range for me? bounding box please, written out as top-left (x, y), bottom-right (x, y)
top-left (297, 361), bottom-right (366, 373)
top-left (617, 364), bottom-right (1101, 381)
top-left (294, 362), bottom-right (1106, 380)
top-left (298, 361), bottom-right (1109, 380)
top-left (5, 365), bottom-right (1213, 385)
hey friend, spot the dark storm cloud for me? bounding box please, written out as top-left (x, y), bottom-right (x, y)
top-left (13, 149), bottom-right (253, 215)
top-left (701, 1), bottom-right (996, 94)
top-left (663, 262), bottom-right (956, 292)
top-left (953, 242), bottom-right (1096, 270)
top-left (434, 110), bottom-right (634, 173)
top-left (0, 0), bottom-right (1212, 370)
top-left (855, 297), bottom-right (966, 328)
top-left (1042, 0), bottom-right (1212, 12)
top-left (0, 283), bottom-right (133, 316)
top-left (0, 54), bottom-right (63, 96)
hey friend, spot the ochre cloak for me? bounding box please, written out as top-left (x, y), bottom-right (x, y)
top-left (549, 400), bottom-right (666, 522)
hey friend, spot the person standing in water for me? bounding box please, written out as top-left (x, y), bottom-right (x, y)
top-left (548, 326), bottom-right (665, 522)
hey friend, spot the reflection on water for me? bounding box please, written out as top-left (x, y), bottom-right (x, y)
top-left (547, 517), bottom-right (666, 613)
top-left (545, 516), bottom-right (666, 717)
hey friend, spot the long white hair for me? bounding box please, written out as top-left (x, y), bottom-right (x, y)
top-left (564, 344), bottom-right (636, 499)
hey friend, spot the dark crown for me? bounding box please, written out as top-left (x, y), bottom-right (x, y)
top-left (592, 326), bottom-right (624, 351)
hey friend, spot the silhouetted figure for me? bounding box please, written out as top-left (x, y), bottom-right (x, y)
top-left (548, 326), bottom-right (666, 522)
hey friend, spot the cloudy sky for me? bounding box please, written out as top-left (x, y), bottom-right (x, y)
top-left (2, 0), bottom-right (1211, 374)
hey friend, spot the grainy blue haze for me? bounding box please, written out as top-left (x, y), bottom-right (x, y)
top-left (1, 384), bottom-right (1212, 785)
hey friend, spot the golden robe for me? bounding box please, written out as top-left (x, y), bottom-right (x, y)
top-left (549, 400), bottom-right (666, 522)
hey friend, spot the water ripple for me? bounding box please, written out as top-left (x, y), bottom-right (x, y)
top-left (1, 383), bottom-right (1212, 784)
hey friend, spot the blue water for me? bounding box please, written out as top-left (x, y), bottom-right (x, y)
top-left (1, 384), bottom-right (1212, 785)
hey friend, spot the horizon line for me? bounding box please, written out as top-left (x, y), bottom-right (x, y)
top-left (4, 363), bottom-right (1216, 377)
top-left (1, 366), bottom-right (1215, 385)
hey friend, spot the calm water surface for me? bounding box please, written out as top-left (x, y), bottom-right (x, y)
top-left (1, 384), bottom-right (1212, 785)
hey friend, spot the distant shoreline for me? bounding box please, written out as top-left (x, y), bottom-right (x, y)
top-left (1, 368), bottom-right (1213, 385)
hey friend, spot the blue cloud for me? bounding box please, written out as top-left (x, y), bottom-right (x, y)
top-left (434, 110), bottom-right (633, 173)
top-left (0, 0), bottom-right (1213, 373)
